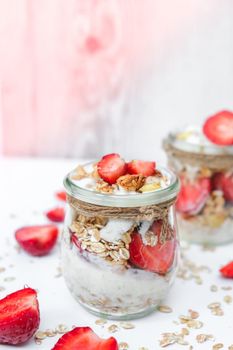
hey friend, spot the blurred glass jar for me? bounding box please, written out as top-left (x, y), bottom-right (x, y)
top-left (163, 131), bottom-right (233, 245)
top-left (61, 164), bottom-right (180, 320)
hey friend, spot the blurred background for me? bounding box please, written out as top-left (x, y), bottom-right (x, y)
top-left (0, 0), bottom-right (233, 162)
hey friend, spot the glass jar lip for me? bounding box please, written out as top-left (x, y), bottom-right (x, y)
top-left (64, 162), bottom-right (180, 208)
top-left (165, 132), bottom-right (233, 156)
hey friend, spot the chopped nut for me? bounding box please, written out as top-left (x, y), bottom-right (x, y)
top-left (96, 182), bottom-right (115, 193)
top-left (117, 174), bottom-right (146, 192)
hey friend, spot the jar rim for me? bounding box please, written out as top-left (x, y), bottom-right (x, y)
top-left (64, 162), bottom-right (180, 208)
top-left (165, 132), bottom-right (233, 156)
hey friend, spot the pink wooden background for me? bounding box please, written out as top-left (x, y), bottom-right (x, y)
top-left (0, 0), bottom-right (232, 159)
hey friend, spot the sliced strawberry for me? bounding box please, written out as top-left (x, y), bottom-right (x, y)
top-left (176, 177), bottom-right (211, 215)
top-left (15, 225), bottom-right (59, 256)
top-left (127, 160), bottom-right (156, 176)
top-left (71, 233), bottom-right (82, 251)
top-left (212, 172), bottom-right (233, 202)
top-left (52, 327), bottom-right (118, 350)
top-left (46, 207), bottom-right (65, 222)
top-left (220, 261), bottom-right (233, 278)
top-left (203, 110), bottom-right (233, 145)
top-left (129, 221), bottom-right (176, 275)
top-left (0, 288), bottom-right (40, 345)
top-left (56, 191), bottom-right (66, 201)
top-left (97, 153), bottom-right (127, 184)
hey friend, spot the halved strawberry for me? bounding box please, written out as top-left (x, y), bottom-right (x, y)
top-left (203, 110), bottom-right (233, 145)
top-left (0, 288), bottom-right (40, 345)
top-left (176, 177), bottom-right (211, 215)
top-left (56, 191), bottom-right (66, 202)
top-left (127, 160), bottom-right (156, 176)
top-left (129, 221), bottom-right (176, 275)
top-left (52, 327), bottom-right (118, 350)
top-left (46, 207), bottom-right (65, 222)
top-left (15, 225), bottom-right (59, 256)
top-left (212, 172), bottom-right (233, 202)
top-left (97, 153), bottom-right (127, 184)
top-left (219, 261), bottom-right (233, 278)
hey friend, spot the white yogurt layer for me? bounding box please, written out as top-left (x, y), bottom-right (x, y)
top-left (71, 163), bottom-right (171, 194)
top-left (61, 230), bottom-right (176, 316)
top-left (172, 126), bottom-right (233, 155)
top-left (99, 219), bottom-right (134, 242)
top-left (176, 126), bottom-right (211, 146)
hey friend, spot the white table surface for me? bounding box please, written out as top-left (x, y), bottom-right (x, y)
top-left (0, 157), bottom-right (233, 350)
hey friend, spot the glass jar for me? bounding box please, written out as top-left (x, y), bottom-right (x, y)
top-left (164, 133), bottom-right (233, 245)
top-left (61, 163), bottom-right (180, 320)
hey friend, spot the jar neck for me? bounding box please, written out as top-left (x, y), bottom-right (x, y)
top-left (64, 166), bottom-right (180, 208)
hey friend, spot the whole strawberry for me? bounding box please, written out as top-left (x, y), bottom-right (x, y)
top-left (0, 288), bottom-right (40, 345)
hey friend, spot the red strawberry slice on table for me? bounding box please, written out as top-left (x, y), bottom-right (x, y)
top-left (129, 221), bottom-right (176, 275)
top-left (97, 153), bottom-right (127, 184)
top-left (52, 327), bottom-right (118, 350)
top-left (203, 110), bottom-right (233, 145)
top-left (56, 191), bottom-right (66, 202)
top-left (0, 288), bottom-right (40, 345)
top-left (127, 160), bottom-right (156, 177)
top-left (176, 177), bottom-right (211, 215)
top-left (219, 261), bottom-right (233, 278)
top-left (46, 207), bottom-right (65, 222)
top-left (15, 225), bottom-right (59, 256)
top-left (212, 172), bottom-right (233, 202)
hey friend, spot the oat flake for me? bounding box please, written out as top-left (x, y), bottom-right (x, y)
top-left (213, 344), bottom-right (224, 349)
top-left (158, 305), bottom-right (173, 313)
top-left (196, 334), bottom-right (214, 343)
